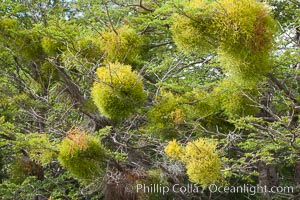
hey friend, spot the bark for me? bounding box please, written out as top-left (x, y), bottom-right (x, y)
top-left (55, 66), bottom-right (111, 130)
top-left (21, 149), bottom-right (44, 181)
top-left (294, 161), bottom-right (300, 186)
top-left (104, 183), bottom-right (137, 200)
top-left (258, 161), bottom-right (278, 200)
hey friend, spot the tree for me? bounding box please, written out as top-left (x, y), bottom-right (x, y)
top-left (0, 0), bottom-right (299, 199)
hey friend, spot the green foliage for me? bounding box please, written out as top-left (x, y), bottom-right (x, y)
top-left (3, 131), bottom-right (56, 184)
top-left (8, 156), bottom-right (43, 185)
top-left (14, 133), bottom-right (57, 166)
top-left (91, 62), bottom-right (146, 120)
top-left (183, 88), bottom-right (218, 120)
top-left (232, 116), bottom-right (300, 165)
top-left (268, 0), bottom-right (300, 28)
top-left (0, 173), bottom-right (82, 200)
top-left (61, 33), bottom-right (104, 70)
top-left (0, 18), bottom-right (43, 60)
top-left (0, 118), bottom-right (17, 182)
top-left (7, 158), bottom-right (28, 184)
top-left (34, 19), bottom-right (81, 58)
top-left (17, 32), bottom-right (43, 60)
top-left (0, 0), bottom-right (299, 199)
top-left (40, 61), bottom-right (59, 81)
top-left (0, 18), bottom-right (19, 36)
top-left (136, 168), bottom-right (170, 200)
top-left (58, 128), bottom-right (106, 182)
top-left (146, 169), bottom-right (168, 185)
top-left (0, 116), bottom-right (17, 140)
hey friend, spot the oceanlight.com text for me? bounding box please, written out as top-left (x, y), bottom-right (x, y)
top-left (136, 184), bottom-right (294, 196)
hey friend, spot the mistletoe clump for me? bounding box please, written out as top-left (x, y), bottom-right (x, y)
top-left (164, 139), bottom-right (183, 160)
top-left (171, 0), bottom-right (277, 80)
top-left (215, 0), bottom-right (277, 80)
top-left (212, 79), bottom-right (259, 118)
top-left (165, 138), bottom-right (221, 187)
top-left (75, 34), bottom-right (103, 61)
top-left (58, 128), bottom-right (106, 182)
top-left (171, 0), bottom-right (217, 56)
top-left (100, 26), bottom-right (144, 65)
top-left (41, 36), bottom-right (64, 56)
top-left (60, 34), bottom-right (103, 70)
top-left (148, 90), bottom-right (218, 137)
top-left (0, 18), bottom-right (42, 60)
top-left (148, 92), bottom-right (184, 127)
top-left (91, 63), bottom-right (146, 120)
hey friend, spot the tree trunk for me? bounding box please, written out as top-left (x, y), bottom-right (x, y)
top-left (258, 161), bottom-right (278, 200)
top-left (294, 161), bottom-right (300, 186)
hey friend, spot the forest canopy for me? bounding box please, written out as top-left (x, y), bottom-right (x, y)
top-left (0, 0), bottom-right (299, 199)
